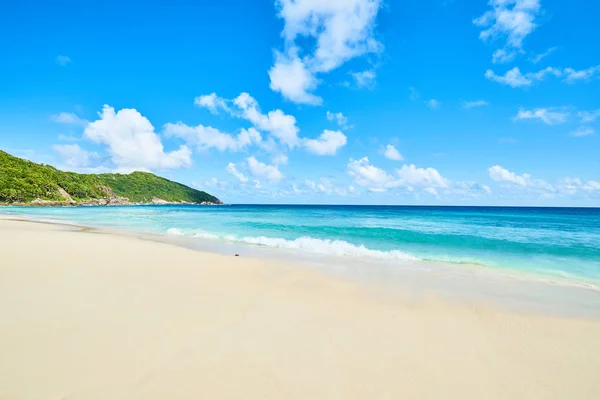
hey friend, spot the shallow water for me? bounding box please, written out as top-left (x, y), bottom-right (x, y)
top-left (2, 204), bottom-right (600, 283)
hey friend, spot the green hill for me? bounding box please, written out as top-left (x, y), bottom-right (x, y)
top-left (0, 150), bottom-right (221, 205)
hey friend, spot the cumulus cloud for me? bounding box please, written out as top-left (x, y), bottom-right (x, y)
top-left (463, 100), bottom-right (489, 109)
top-left (396, 164), bottom-right (450, 188)
top-left (226, 163), bottom-right (249, 183)
top-left (473, 0), bottom-right (541, 62)
top-left (515, 108), bottom-right (569, 125)
top-left (485, 67), bottom-right (532, 87)
top-left (164, 124), bottom-right (262, 152)
top-left (246, 156), bottom-right (284, 182)
top-left (326, 111), bottom-right (350, 129)
top-left (194, 93), bottom-right (230, 114)
top-left (195, 92), bottom-right (300, 149)
top-left (271, 153), bottom-right (289, 165)
top-left (269, 0), bottom-right (383, 104)
top-left (489, 167), bottom-right (600, 199)
top-left (488, 165), bottom-right (529, 186)
top-left (303, 130), bottom-right (347, 156)
top-left (234, 93), bottom-right (300, 148)
top-left (350, 69), bottom-right (377, 89)
top-left (194, 92), bottom-right (348, 155)
top-left (383, 144), bottom-right (403, 161)
top-left (52, 144), bottom-right (98, 168)
top-left (84, 105), bottom-right (192, 170)
top-left (50, 112), bottom-right (88, 126)
top-left (268, 51), bottom-right (322, 105)
top-left (569, 126), bottom-right (595, 137)
top-left (347, 157), bottom-right (451, 194)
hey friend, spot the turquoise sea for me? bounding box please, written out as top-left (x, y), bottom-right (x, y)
top-left (2, 205), bottom-right (600, 283)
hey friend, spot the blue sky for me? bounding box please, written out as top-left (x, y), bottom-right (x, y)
top-left (1, 0), bottom-right (599, 205)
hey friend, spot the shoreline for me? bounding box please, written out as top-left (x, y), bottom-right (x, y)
top-left (3, 215), bottom-right (600, 318)
top-left (2, 212), bottom-right (599, 294)
top-left (1, 217), bottom-right (600, 398)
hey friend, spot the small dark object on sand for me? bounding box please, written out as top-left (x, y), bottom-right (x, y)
top-left (235, 254), bottom-right (239, 257)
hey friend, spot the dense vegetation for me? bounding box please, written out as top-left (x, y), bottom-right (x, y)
top-left (0, 150), bottom-right (221, 204)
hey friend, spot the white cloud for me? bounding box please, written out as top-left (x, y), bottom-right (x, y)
top-left (50, 112), bottom-right (88, 126)
top-left (485, 66), bottom-right (561, 87)
top-left (226, 163), bottom-right (248, 183)
top-left (247, 156), bottom-right (284, 182)
top-left (529, 47), bottom-right (557, 64)
top-left (563, 65), bottom-right (600, 83)
top-left (194, 92), bottom-right (300, 149)
top-left (193, 92), bottom-right (348, 155)
top-left (268, 51), bottom-right (322, 105)
top-left (486, 65), bottom-right (600, 87)
top-left (515, 108), bottom-right (569, 125)
top-left (194, 93), bottom-right (230, 114)
top-left (55, 55), bottom-right (71, 66)
top-left (427, 99), bottom-right (440, 109)
top-left (396, 164), bottom-right (450, 188)
top-left (578, 110), bottom-right (600, 123)
top-left (347, 157), bottom-right (396, 191)
top-left (557, 178), bottom-right (600, 195)
top-left (423, 187), bottom-right (439, 198)
top-left (52, 144), bottom-right (98, 168)
top-left (347, 157), bottom-right (450, 193)
top-left (383, 144), bottom-right (403, 161)
top-left (463, 100), bottom-right (489, 109)
top-left (351, 69), bottom-right (377, 88)
top-left (84, 105), bottom-right (192, 170)
top-left (527, 66), bottom-right (563, 81)
top-left (473, 0), bottom-right (541, 61)
top-left (271, 153), bottom-right (289, 165)
top-left (492, 49), bottom-right (517, 64)
top-left (303, 130), bottom-right (347, 156)
top-left (304, 178), bottom-right (349, 196)
top-left (488, 166), bottom-right (556, 194)
top-left (485, 67), bottom-right (532, 87)
top-left (583, 181), bottom-right (600, 191)
top-left (326, 111), bottom-right (350, 129)
top-left (164, 123), bottom-right (261, 152)
top-left (269, 0), bottom-right (382, 103)
top-left (234, 93), bottom-right (301, 148)
top-left (569, 126), bottom-right (595, 137)
top-left (488, 165), bottom-right (529, 186)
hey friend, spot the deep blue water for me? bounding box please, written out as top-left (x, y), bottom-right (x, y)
top-left (2, 205), bottom-right (600, 281)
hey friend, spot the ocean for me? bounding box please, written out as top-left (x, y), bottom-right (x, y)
top-left (2, 205), bottom-right (600, 283)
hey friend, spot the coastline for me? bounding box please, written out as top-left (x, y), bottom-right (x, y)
top-left (2, 210), bottom-right (599, 296)
top-left (1, 217), bottom-right (600, 399)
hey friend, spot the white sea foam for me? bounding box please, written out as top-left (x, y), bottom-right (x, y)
top-left (166, 228), bottom-right (184, 236)
top-left (165, 227), bottom-right (419, 261)
top-left (240, 235), bottom-right (420, 261)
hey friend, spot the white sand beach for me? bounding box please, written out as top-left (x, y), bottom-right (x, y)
top-left (1, 217), bottom-right (600, 399)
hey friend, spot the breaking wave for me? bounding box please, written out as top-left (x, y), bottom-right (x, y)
top-left (166, 228), bottom-right (419, 261)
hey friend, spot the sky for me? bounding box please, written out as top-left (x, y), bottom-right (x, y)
top-left (0, 0), bottom-right (599, 206)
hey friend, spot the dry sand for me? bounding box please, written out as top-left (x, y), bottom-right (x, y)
top-left (1, 218), bottom-right (600, 399)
